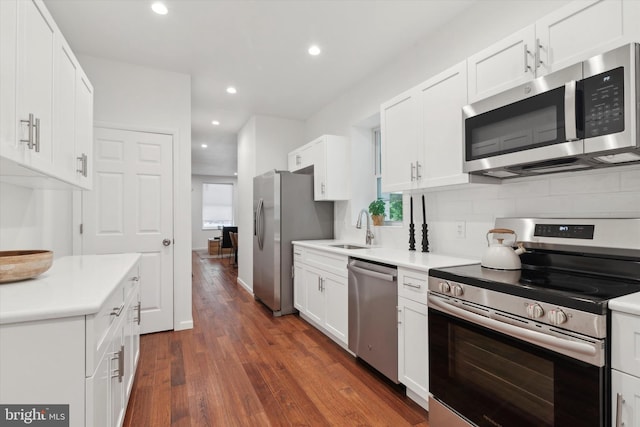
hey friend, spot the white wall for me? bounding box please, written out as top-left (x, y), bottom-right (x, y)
top-left (237, 115), bottom-right (305, 291)
top-left (191, 174), bottom-right (238, 250)
top-left (302, 0), bottom-right (640, 257)
top-left (78, 55), bottom-right (193, 331)
top-left (0, 184), bottom-right (73, 257)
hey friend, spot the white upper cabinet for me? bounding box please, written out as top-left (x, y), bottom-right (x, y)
top-left (468, 0), bottom-right (633, 103)
top-left (288, 135), bottom-right (350, 201)
top-left (0, 0), bottom-right (93, 190)
top-left (380, 89), bottom-right (419, 192)
top-left (16, 0), bottom-right (55, 172)
top-left (467, 25), bottom-right (536, 103)
top-left (418, 62), bottom-right (475, 188)
top-left (536, 0), bottom-right (626, 75)
top-left (381, 61), bottom-right (492, 192)
top-left (0, 0), bottom-right (19, 163)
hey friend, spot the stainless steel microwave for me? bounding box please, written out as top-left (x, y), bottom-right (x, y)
top-left (463, 43), bottom-right (640, 178)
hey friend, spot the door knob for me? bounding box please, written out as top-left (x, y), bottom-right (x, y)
top-left (162, 239), bottom-right (172, 246)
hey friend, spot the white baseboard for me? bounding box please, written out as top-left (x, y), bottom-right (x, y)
top-left (174, 319), bottom-right (194, 331)
top-left (237, 277), bottom-right (253, 295)
top-left (406, 388), bottom-right (429, 411)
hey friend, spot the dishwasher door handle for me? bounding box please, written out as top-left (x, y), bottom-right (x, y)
top-left (348, 265), bottom-right (396, 282)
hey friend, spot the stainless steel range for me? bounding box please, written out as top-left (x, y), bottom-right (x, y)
top-left (427, 218), bottom-right (640, 427)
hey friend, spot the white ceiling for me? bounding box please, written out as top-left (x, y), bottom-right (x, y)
top-left (44, 0), bottom-right (476, 176)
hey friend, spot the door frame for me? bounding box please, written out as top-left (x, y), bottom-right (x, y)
top-left (72, 121), bottom-right (191, 331)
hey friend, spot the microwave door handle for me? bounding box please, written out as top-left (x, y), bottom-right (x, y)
top-left (564, 80), bottom-right (578, 141)
top-left (428, 295), bottom-right (596, 357)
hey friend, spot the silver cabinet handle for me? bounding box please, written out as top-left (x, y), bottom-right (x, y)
top-left (76, 153), bottom-right (88, 177)
top-left (20, 113), bottom-right (35, 149)
top-left (318, 276), bottom-right (321, 291)
top-left (397, 307), bottom-right (402, 325)
top-left (321, 183), bottom-right (325, 194)
top-left (135, 301), bottom-right (141, 325)
top-left (110, 302), bottom-right (125, 317)
top-left (34, 118), bottom-right (40, 152)
top-left (524, 44), bottom-right (532, 73)
top-left (535, 38), bottom-right (544, 70)
top-left (403, 282), bottom-right (422, 289)
top-left (416, 161), bottom-right (422, 180)
top-left (410, 162), bottom-right (416, 181)
top-left (616, 393), bottom-right (624, 427)
top-left (110, 346), bottom-right (125, 382)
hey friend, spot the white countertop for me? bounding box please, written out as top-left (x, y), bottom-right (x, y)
top-left (292, 240), bottom-right (478, 271)
top-left (610, 292), bottom-right (640, 316)
top-left (0, 253), bottom-right (141, 325)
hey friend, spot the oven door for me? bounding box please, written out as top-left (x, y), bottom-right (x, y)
top-left (428, 304), bottom-right (605, 427)
top-left (463, 63), bottom-right (583, 176)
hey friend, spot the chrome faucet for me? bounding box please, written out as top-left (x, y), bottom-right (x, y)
top-left (356, 209), bottom-right (374, 245)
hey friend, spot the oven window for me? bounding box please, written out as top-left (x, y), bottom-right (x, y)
top-left (465, 86), bottom-right (567, 161)
top-left (451, 324), bottom-right (554, 425)
top-left (429, 309), bottom-right (603, 427)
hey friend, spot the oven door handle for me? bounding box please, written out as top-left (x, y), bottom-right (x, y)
top-left (429, 295), bottom-right (596, 357)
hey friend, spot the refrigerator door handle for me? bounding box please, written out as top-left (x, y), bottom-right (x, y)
top-left (257, 198), bottom-right (265, 250)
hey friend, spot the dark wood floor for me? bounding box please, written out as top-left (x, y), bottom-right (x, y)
top-left (123, 252), bottom-right (429, 426)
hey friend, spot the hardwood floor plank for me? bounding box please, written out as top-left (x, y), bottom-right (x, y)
top-left (123, 252), bottom-right (430, 426)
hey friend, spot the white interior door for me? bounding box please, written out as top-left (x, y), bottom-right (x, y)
top-left (83, 127), bottom-right (173, 334)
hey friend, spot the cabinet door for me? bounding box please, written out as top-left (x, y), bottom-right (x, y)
top-left (611, 369), bottom-right (640, 427)
top-left (293, 263), bottom-right (306, 311)
top-left (304, 267), bottom-right (324, 325)
top-left (381, 88), bottom-right (419, 192)
top-left (398, 297), bottom-right (428, 401)
top-left (110, 324), bottom-right (125, 427)
top-left (16, 0), bottom-right (55, 172)
top-left (53, 38), bottom-right (77, 183)
top-left (536, 0), bottom-right (625, 75)
top-left (323, 272), bottom-right (347, 344)
top-left (0, 0), bottom-right (20, 163)
top-left (467, 25), bottom-right (535, 103)
top-left (319, 136), bottom-right (350, 201)
top-left (86, 351), bottom-right (111, 427)
top-left (418, 61), bottom-right (469, 188)
top-left (312, 140), bottom-right (328, 200)
top-left (74, 71), bottom-right (93, 189)
top-left (124, 287), bottom-right (140, 400)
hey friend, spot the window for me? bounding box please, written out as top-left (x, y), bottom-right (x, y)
top-left (202, 183), bottom-right (234, 229)
top-left (374, 128), bottom-right (403, 224)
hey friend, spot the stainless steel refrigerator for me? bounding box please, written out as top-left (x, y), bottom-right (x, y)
top-left (253, 170), bottom-right (334, 316)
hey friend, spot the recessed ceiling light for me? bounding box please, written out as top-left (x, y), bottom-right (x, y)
top-left (151, 2), bottom-right (168, 15)
top-left (201, 144), bottom-right (208, 148)
top-left (234, 172), bottom-right (238, 176)
top-left (226, 86), bottom-right (237, 94)
top-left (308, 45), bottom-right (321, 56)
top-left (211, 120), bottom-right (220, 126)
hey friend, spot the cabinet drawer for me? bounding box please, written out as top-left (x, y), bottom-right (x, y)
top-left (398, 268), bottom-right (429, 304)
top-left (612, 311), bottom-right (640, 377)
top-left (86, 284), bottom-right (123, 376)
top-left (293, 245), bottom-right (305, 263)
top-left (304, 248), bottom-right (348, 277)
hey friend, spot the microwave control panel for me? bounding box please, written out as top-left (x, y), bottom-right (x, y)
top-left (582, 66), bottom-right (625, 138)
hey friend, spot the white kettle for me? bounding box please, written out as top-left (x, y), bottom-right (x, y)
top-left (481, 228), bottom-right (526, 270)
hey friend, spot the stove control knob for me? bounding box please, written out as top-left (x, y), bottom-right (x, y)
top-left (451, 284), bottom-right (464, 297)
top-left (548, 309), bottom-right (568, 325)
top-left (526, 303), bottom-right (544, 319)
top-left (438, 281), bottom-right (451, 294)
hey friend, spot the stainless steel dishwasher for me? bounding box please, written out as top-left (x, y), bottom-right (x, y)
top-left (347, 258), bottom-right (398, 383)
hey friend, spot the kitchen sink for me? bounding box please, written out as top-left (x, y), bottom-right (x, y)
top-left (328, 244), bottom-right (369, 250)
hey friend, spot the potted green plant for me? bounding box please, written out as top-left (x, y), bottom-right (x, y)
top-left (368, 199), bottom-right (386, 226)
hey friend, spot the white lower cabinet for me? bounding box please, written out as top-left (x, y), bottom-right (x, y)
top-left (293, 245), bottom-right (348, 346)
top-left (0, 260), bottom-right (140, 427)
top-left (397, 268), bottom-right (429, 410)
top-left (611, 311), bottom-right (640, 427)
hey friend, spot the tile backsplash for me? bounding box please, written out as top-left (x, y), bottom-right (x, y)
top-left (339, 164), bottom-right (640, 260)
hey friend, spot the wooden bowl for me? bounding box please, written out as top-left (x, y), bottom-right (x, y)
top-left (0, 250), bottom-right (53, 283)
